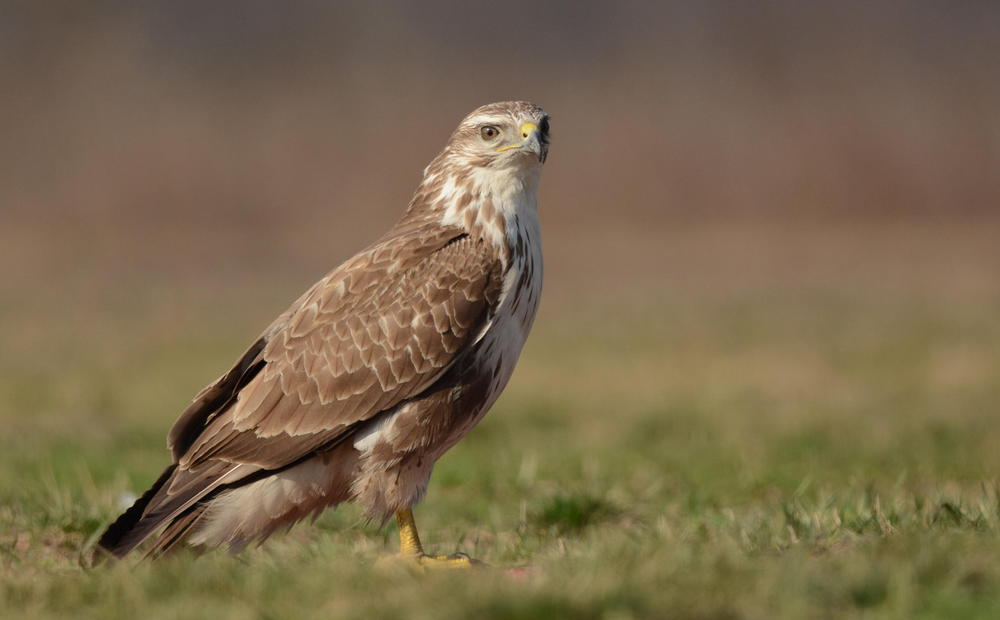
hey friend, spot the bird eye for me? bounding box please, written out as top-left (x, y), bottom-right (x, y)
top-left (480, 125), bottom-right (500, 141)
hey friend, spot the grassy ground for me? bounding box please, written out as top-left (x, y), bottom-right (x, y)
top-left (2, 223), bottom-right (1000, 619)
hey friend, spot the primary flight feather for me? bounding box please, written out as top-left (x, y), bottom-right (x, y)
top-left (97, 101), bottom-right (550, 565)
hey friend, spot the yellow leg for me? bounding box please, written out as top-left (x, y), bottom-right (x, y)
top-left (393, 508), bottom-right (479, 569)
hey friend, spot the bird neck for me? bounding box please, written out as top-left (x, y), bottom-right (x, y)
top-left (406, 159), bottom-right (541, 263)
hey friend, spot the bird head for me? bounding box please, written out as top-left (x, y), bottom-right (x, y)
top-left (445, 101), bottom-right (550, 169)
top-left (405, 101), bottom-right (551, 229)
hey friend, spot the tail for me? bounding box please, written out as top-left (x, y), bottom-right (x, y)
top-left (146, 503), bottom-right (211, 558)
top-left (95, 462), bottom-right (238, 560)
top-left (96, 465), bottom-right (177, 558)
top-left (94, 447), bottom-right (357, 561)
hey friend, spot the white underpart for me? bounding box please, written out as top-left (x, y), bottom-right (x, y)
top-left (188, 457), bottom-right (334, 549)
top-left (352, 405), bottom-right (397, 454)
top-left (468, 182), bottom-right (543, 413)
top-left (467, 160), bottom-right (543, 330)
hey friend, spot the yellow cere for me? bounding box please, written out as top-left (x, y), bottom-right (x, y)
top-left (494, 122), bottom-right (540, 152)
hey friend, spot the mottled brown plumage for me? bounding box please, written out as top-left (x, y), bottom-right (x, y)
top-left (97, 101), bottom-right (549, 559)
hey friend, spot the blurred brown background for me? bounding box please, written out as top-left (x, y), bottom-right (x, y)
top-left (3, 0), bottom-right (999, 334)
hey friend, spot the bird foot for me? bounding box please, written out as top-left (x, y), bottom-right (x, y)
top-left (414, 552), bottom-right (481, 569)
top-left (379, 551), bottom-right (483, 571)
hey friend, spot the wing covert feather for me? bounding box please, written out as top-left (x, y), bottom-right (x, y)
top-left (177, 227), bottom-right (503, 470)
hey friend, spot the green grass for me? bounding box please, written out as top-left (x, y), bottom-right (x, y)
top-left (2, 285), bottom-right (1000, 619)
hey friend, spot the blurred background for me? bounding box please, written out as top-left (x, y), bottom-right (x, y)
top-left (2, 3), bottom-right (1000, 612)
top-left (4, 0), bottom-right (998, 310)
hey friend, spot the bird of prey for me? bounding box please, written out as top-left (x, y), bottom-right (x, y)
top-left (96, 101), bottom-right (550, 567)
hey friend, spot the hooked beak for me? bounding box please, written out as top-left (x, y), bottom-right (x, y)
top-left (495, 121), bottom-right (549, 162)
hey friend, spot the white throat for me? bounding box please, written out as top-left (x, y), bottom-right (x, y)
top-left (435, 164), bottom-right (542, 256)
